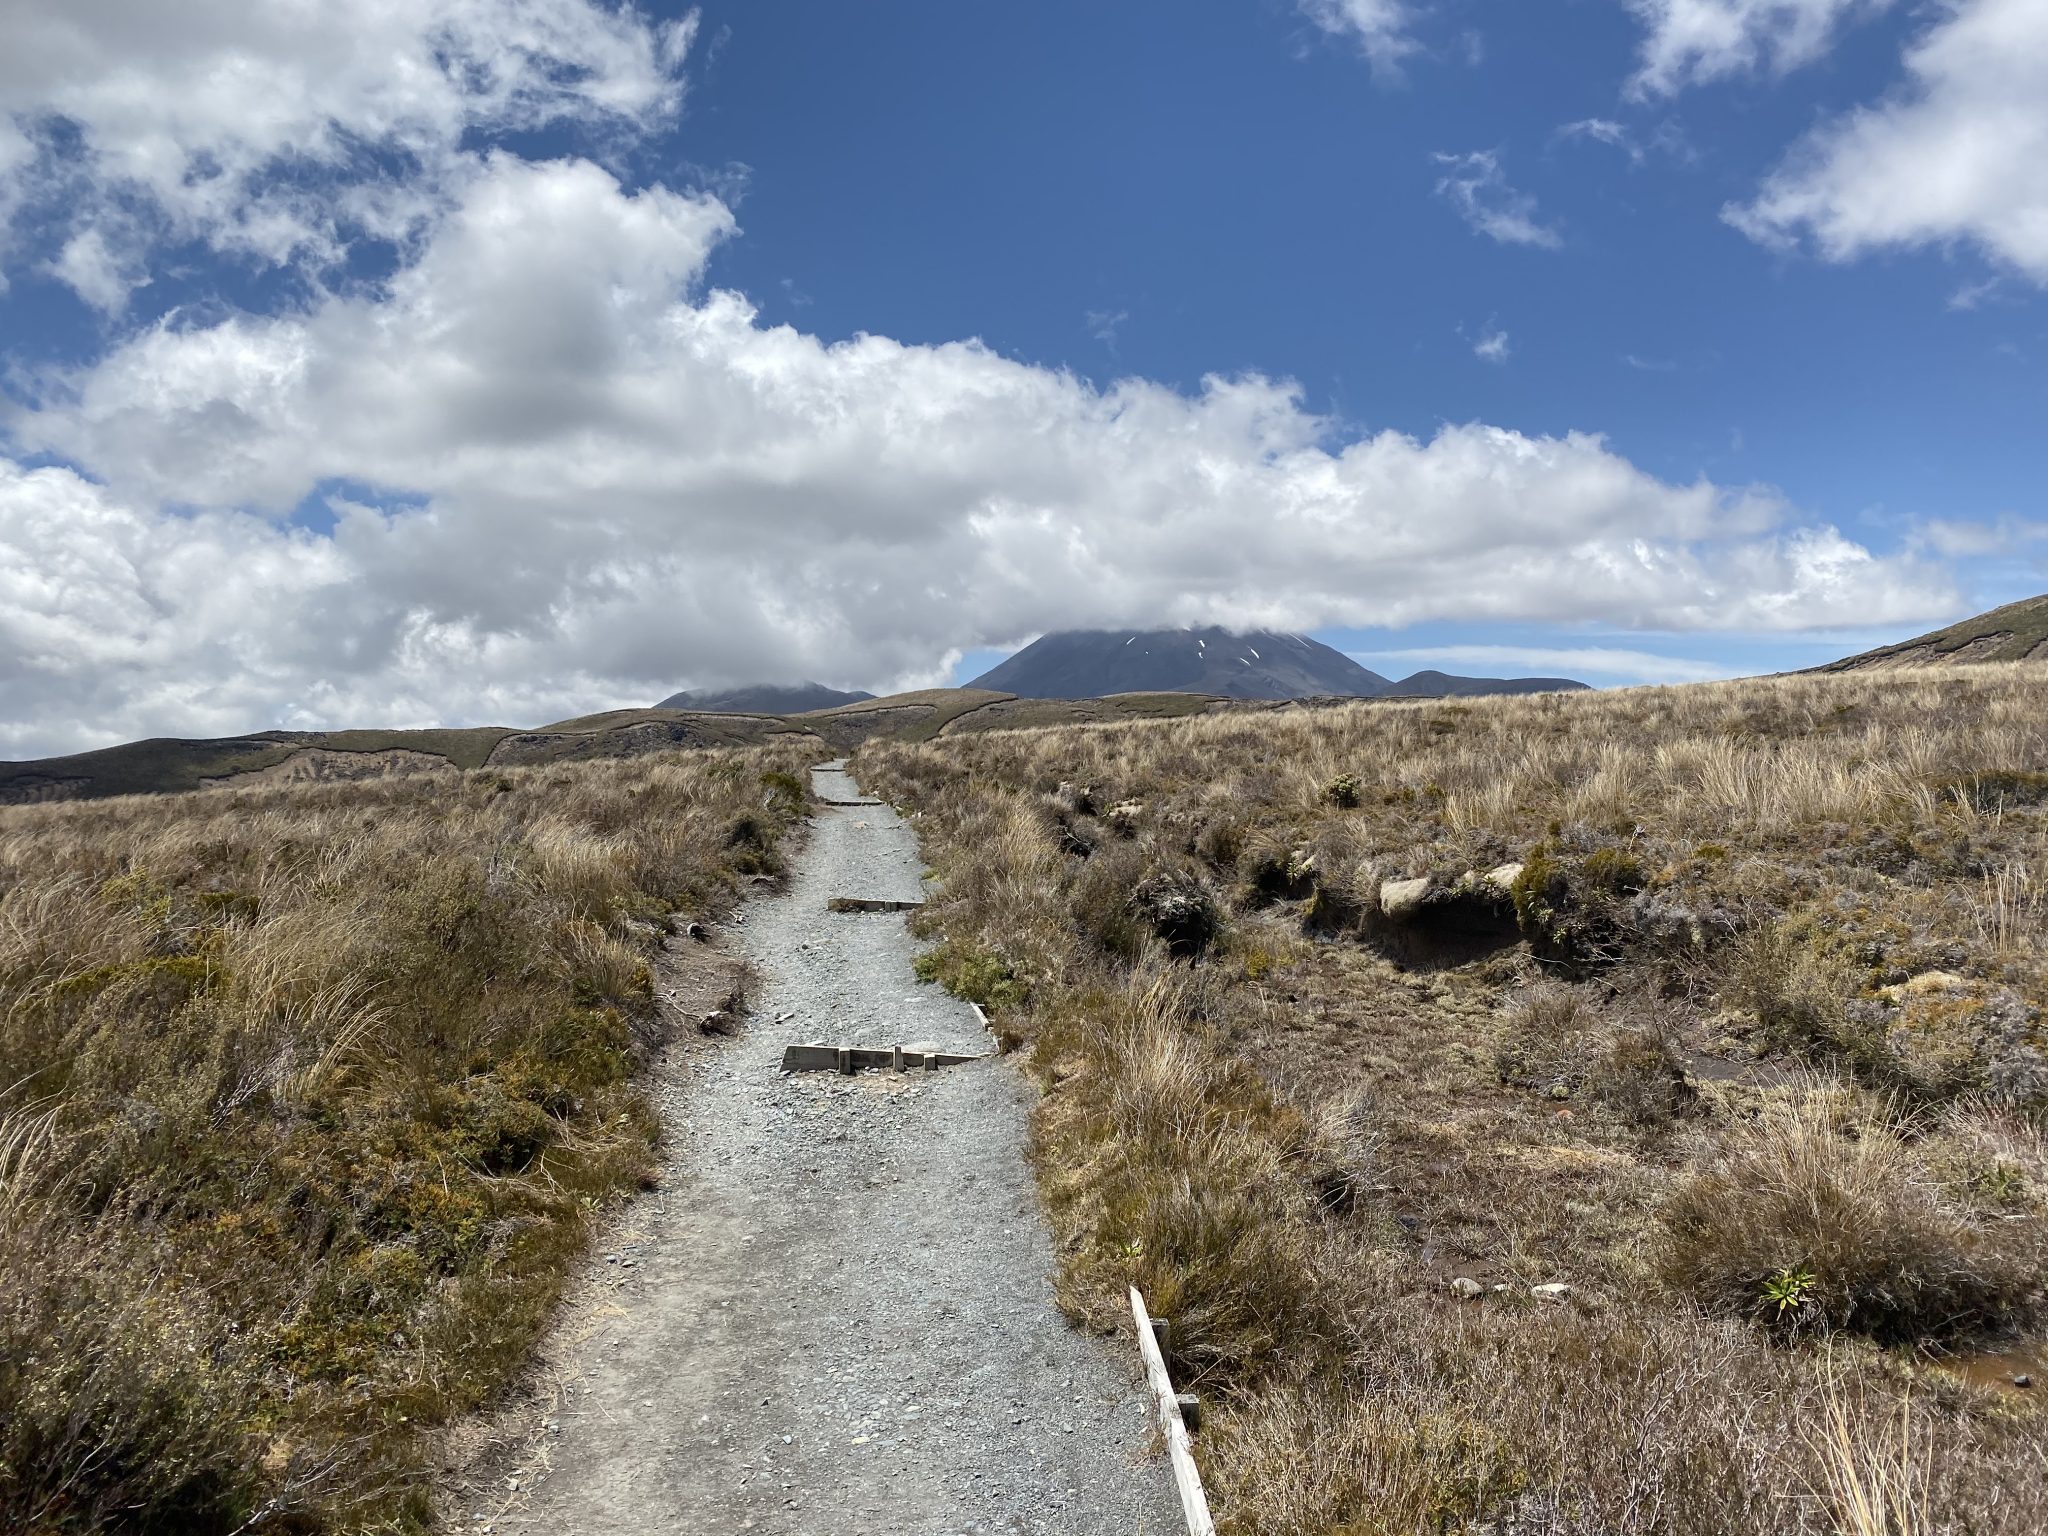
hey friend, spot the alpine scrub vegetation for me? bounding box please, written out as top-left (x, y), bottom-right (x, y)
top-left (0, 743), bottom-right (817, 1534)
top-left (857, 665), bottom-right (2048, 1536)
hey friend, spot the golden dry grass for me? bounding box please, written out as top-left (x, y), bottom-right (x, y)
top-left (0, 743), bottom-right (818, 1534)
top-left (857, 664), bottom-right (2048, 1535)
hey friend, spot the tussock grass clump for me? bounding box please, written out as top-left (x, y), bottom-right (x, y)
top-left (1660, 1086), bottom-right (2042, 1340)
top-left (1033, 976), bottom-right (1341, 1387)
top-left (0, 742), bottom-right (817, 1533)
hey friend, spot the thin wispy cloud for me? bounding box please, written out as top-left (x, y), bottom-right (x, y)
top-left (1558, 117), bottom-right (1640, 164)
top-left (1474, 327), bottom-right (1511, 363)
top-left (1085, 308), bottom-right (1130, 350)
top-left (1298, 0), bottom-right (1420, 77)
top-left (1432, 151), bottom-right (1561, 249)
top-left (1947, 278), bottom-right (2001, 312)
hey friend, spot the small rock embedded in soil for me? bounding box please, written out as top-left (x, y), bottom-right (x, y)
top-left (1532, 1282), bottom-right (1573, 1301)
top-left (1449, 1277), bottom-right (1484, 1300)
top-left (1380, 876), bottom-right (1431, 919)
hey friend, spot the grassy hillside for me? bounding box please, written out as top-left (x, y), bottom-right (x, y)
top-left (0, 728), bottom-right (521, 804)
top-left (0, 690), bottom-right (1378, 806)
top-left (0, 719), bottom-right (810, 805)
top-left (0, 740), bottom-right (822, 1532)
top-left (1826, 593), bottom-right (2048, 670)
top-left (857, 667), bottom-right (2048, 1535)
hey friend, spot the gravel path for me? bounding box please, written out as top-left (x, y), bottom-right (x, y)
top-left (489, 762), bottom-right (1178, 1536)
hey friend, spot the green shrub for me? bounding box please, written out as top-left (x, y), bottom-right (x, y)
top-left (1130, 863), bottom-right (1222, 958)
top-left (1594, 1026), bottom-right (1695, 1126)
top-left (1069, 841), bottom-right (1149, 959)
top-left (1508, 845), bottom-right (1644, 971)
top-left (913, 941), bottom-right (1028, 1012)
top-left (1494, 981), bottom-right (1600, 1091)
top-left (1580, 846), bottom-right (1646, 895)
top-left (759, 769), bottom-right (808, 814)
top-left (1659, 1091), bottom-right (2037, 1340)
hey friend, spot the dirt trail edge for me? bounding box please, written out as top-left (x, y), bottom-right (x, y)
top-left (479, 761), bottom-right (1178, 1535)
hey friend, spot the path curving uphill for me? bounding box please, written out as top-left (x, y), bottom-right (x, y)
top-left (486, 761), bottom-right (1176, 1535)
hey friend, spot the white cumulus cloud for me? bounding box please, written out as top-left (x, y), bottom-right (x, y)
top-left (1726, 0), bottom-right (2048, 283)
top-left (0, 0), bottom-right (693, 308)
top-left (0, 152), bottom-right (1961, 757)
top-left (1625, 0), bottom-right (1892, 96)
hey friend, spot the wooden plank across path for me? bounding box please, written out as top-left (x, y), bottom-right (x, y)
top-left (826, 896), bottom-right (924, 913)
top-left (1130, 1286), bottom-right (1216, 1536)
top-left (780, 1043), bottom-right (987, 1074)
top-left (817, 797), bottom-right (883, 807)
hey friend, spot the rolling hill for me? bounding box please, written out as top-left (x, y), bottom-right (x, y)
top-left (655, 682), bottom-right (875, 713)
top-left (2, 640), bottom-right (1592, 806)
top-left (1378, 669), bottom-right (1590, 698)
top-left (0, 691), bottom-right (1231, 804)
top-left (1822, 594), bottom-right (2048, 671)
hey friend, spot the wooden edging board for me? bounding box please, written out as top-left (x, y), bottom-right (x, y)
top-left (825, 896), bottom-right (924, 913)
top-left (779, 1043), bottom-right (985, 1073)
top-left (1130, 1285), bottom-right (1216, 1536)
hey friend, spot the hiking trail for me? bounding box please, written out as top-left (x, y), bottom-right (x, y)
top-left (471, 760), bottom-right (1178, 1535)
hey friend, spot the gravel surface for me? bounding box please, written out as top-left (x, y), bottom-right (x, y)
top-left (486, 762), bottom-right (1178, 1536)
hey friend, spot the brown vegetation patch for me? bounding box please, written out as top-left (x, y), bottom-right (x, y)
top-left (858, 665), bottom-right (2048, 1534)
top-left (0, 741), bottom-right (821, 1532)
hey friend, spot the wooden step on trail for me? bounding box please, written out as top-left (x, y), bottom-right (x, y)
top-left (817, 797), bottom-right (883, 807)
top-left (826, 896), bottom-right (923, 913)
top-left (780, 1042), bottom-right (986, 1074)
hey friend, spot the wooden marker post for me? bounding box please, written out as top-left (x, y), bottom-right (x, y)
top-left (1129, 1286), bottom-right (1215, 1536)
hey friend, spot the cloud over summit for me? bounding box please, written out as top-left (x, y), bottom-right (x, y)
top-left (0, 1), bottom-right (1970, 757)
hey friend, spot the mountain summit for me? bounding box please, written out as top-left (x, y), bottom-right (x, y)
top-left (967, 628), bottom-right (1591, 701)
top-left (967, 628), bottom-right (1388, 700)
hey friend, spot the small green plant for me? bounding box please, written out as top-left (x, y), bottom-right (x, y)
top-left (913, 942), bottom-right (1028, 1012)
top-left (1974, 1161), bottom-right (2026, 1206)
top-left (759, 769), bottom-right (808, 809)
top-left (1581, 846), bottom-right (1646, 895)
top-left (1322, 773), bottom-right (1361, 809)
top-left (1761, 1264), bottom-right (1818, 1321)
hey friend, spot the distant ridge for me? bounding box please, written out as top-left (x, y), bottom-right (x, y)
top-left (1821, 595), bottom-right (2048, 672)
top-left (967, 628), bottom-right (1588, 701)
top-left (655, 682), bottom-right (875, 713)
top-left (968, 628), bottom-right (1390, 700)
top-left (1378, 669), bottom-right (1589, 699)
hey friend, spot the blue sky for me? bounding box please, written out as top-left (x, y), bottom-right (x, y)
top-left (0, 0), bottom-right (2044, 752)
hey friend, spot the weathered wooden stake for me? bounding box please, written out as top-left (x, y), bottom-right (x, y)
top-left (1130, 1286), bottom-right (1215, 1536)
